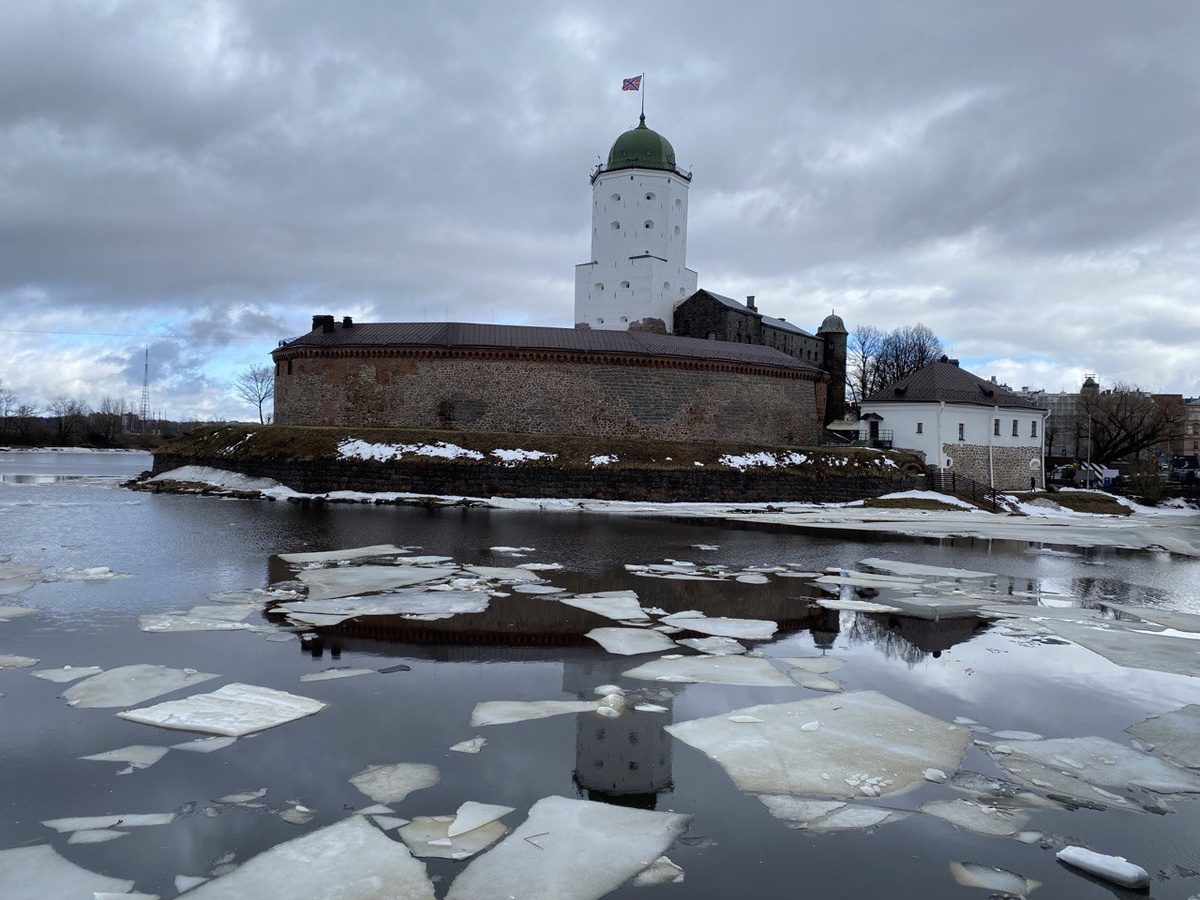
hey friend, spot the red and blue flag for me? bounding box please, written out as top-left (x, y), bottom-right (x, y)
top-left (622, 75), bottom-right (642, 91)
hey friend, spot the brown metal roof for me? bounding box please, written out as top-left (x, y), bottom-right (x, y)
top-left (276, 321), bottom-right (821, 371)
top-left (863, 357), bottom-right (1043, 410)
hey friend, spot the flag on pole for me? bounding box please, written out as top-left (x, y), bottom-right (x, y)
top-left (622, 75), bottom-right (642, 91)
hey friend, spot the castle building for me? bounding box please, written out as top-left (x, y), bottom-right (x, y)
top-left (574, 115), bottom-right (698, 333)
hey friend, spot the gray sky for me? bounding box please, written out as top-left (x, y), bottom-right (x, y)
top-left (2, 1), bottom-right (1198, 421)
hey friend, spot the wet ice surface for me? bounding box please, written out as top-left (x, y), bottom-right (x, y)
top-left (3, 452), bottom-right (1200, 899)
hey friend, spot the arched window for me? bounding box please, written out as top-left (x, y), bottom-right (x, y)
top-left (644, 192), bottom-right (655, 201)
top-left (619, 280), bottom-right (630, 289)
top-left (643, 220), bottom-right (654, 229)
top-left (675, 199), bottom-right (682, 208)
top-left (674, 225), bottom-right (681, 236)
top-left (611, 193), bottom-right (621, 202)
top-left (594, 283), bottom-right (604, 291)
top-left (597, 318), bottom-right (604, 324)
top-left (620, 316), bottom-right (628, 323)
top-left (662, 281), bottom-right (670, 291)
top-left (610, 221), bottom-right (620, 231)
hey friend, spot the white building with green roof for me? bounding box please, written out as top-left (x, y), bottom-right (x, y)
top-left (574, 114), bottom-right (698, 332)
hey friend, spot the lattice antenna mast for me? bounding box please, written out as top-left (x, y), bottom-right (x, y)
top-left (139, 348), bottom-right (150, 434)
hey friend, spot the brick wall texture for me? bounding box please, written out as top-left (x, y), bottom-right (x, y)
top-left (944, 442), bottom-right (1042, 490)
top-left (274, 349), bottom-right (826, 446)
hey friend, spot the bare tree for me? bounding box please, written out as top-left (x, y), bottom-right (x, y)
top-left (12, 403), bottom-right (37, 440)
top-left (233, 365), bottom-right (274, 424)
top-left (850, 323), bottom-right (944, 401)
top-left (847, 325), bottom-right (883, 405)
top-left (90, 395), bottom-right (128, 445)
top-left (1076, 385), bottom-right (1186, 463)
top-left (48, 396), bottom-right (89, 445)
top-left (0, 383), bottom-right (17, 435)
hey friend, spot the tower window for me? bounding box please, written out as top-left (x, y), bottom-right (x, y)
top-left (594, 283), bottom-right (604, 291)
top-left (611, 221), bottom-right (620, 231)
top-left (675, 199), bottom-right (682, 208)
top-left (611, 193), bottom-right (621, 202)
top-left (674, 225), bottom-right (681, 236)
top-left (644, 192), bottom-right (655, 201)
top-left (663, 281), bottom-right (670, 291)
top-left (643, 220), bottom-right (654, 229)
top-left (619, 280), bottom-right (630, 289)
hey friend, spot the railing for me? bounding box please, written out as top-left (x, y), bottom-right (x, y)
top-left (925, 471), bottom-right (1003, 512)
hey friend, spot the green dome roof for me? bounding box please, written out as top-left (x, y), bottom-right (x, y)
top-left (605, 114), bottom-right (678, 172)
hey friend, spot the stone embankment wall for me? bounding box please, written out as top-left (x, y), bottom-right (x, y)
top-left (274, 350), bottom-right (825, 447)
top-left (150, 453), bottom-right (917, 504)
top-left (942, 442), bottom-right (1042, 490)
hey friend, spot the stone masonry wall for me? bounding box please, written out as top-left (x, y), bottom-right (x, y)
top-left (152, 452), bottom-right (916, 503)
top-left (943, 443), bottom-right (1043, 490)
top-left (275, 351), bottom-right (825, 446)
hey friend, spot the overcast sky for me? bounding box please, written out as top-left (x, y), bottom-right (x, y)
top-left (2, 1), bottom-right (1198, 422)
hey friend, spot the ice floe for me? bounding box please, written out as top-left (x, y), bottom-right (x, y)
top-left (399, 815), bottom-right (507, 860)
top-left (0, 844), bottom-right (135, 897)
top-left (184, 816), bottom-right (435, 899)
top-left (1056, 845), bottom-right (1150, 889)
top-left (0, 655), bottom-right (39, 669)
top-left (676, 636), bottom-right (746, 655)
top-left (1126, 704), bottom-right (1200, 769)
top-left (299, 667), bottom-right (377, 682)
top-left (32, 664), bottom-right (103, 682)
top-left (349, 763), bottom-right (440, 804)
top-left (658, 612), bottom-right (777, 641)
top-left (117, 683), bottom-right (326, 736)
top-left (558, 590), bottom-right (648, 621)
top-left (919, 799), bottom-right (1030, 836)
top-left (63, 664), bottom-right (218, 708)
top-left (470, 699), bottom-right (610, 727)
top-left (278, 544), bottom-right (409, 564)
top-left (42, 812), bottom-right (175, 833)
top-left (448, 801), bottom-right (515, 837)
top-left (81, 744), bottom-right (169, 772)
top-left (623, 655), bottom-right (796, 687)
top-left (632, 856), bottom-right (685, 885)
top-left (949, 861), bottom-right (1040, 895)
top-left (986, 734), bottom-right (1200, 801)
top-left (586, 627), bottom-right (677, 656)
top-left (859, 558), bottom-right (995, 580)
top-left (298, 565), bottom-right (457, 601)
top-left (449, 736), bottom-right (486, 753)
top-left (277, 590), bottom-right (489, 626)
top-left (445, 795), bottom-right (689, 900)
top-left (1038, 617), bottom-right (1200, 678)
top-left (665, 691), bottom-right (971, 799)
top-left (171, 736), bottom-right (238, 753)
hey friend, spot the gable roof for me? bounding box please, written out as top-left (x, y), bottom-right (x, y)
top-left (276, 321), bottom-right (822, 372)
top-left (863, 357), bottom-right (1044, 411)
top-left (687, 291), bottom-right (816, 338)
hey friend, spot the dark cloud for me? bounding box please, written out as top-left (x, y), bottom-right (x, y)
top-left (1, 0), bottom-right (1197, 417)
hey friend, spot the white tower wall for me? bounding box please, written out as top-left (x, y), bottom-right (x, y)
top-left (575, 169), bottom-right (697, 331)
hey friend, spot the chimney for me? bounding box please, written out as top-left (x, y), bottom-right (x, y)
top-left (746, 295), bottom-right (756, 311)
top-left (990, 376), bottom-right (997, 384)
top-left (342, 316), bottom-right (354, 328)
top-left (312, 314), bottom-right (326, 332)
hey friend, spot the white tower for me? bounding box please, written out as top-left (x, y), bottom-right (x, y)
top-left (574, 114), bottom-right (698, 332)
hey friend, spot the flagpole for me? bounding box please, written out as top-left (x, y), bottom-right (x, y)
top-left (640, 72), bottom-right (645, 118)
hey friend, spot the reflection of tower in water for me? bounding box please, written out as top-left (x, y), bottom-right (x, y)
top-left (562, 655), bottom-right (673, 810)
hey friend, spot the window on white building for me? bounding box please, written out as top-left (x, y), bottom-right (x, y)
top-left (611, 193), bottom-right (621, 202)
top-left (1031, 421), bottom-right (1038, 438)
top-left (594, 283), bottom-right (604, 291)
top-left (916, 422), bottom-right (923, 434)
top-left (994, 419), bottom-right (1000, 436)
top-left (645, 192), bottom-right (655, 201)
top-left (610, 221), bottom-right (620, 231)
top-left (1012, 419), bottom-right (1019, 437)
top-left (643, 220), bottom-right (654, 229)
top-left (619, 281), bottom-right (630, 289)
top-left (958, 423), bottom-right (965, 441)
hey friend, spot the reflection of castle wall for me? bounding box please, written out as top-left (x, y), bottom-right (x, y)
top-left (848, 612), bottom-right (990, 664)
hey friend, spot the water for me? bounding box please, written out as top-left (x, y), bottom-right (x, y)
top-left (1, 450), bottom-right (1199, 898)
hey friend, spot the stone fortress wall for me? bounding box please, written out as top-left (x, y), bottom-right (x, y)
top-left (943, 442), bottom-right (1042, 490)
top-left (274, 346), bottom-right (826, 446)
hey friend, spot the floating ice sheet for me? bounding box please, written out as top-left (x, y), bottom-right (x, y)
top-left (399, 815), bottom-right (506, 860)
top-left (989, 734), bottom-right (1200, 799)
top-left (446, 796), bottom-right (689, 900)
top-left (278, 590), bottom-right (489, 625)
top-left (624, 655), bottom-right (796, 687)
top-left (676, 636), bottom-right (746, 655)
top-left (299, 667), bottom-right (377, 682)
top-left (32, 665), bottom-right (103, 683)
top-left (816, 597), bottom-right (904, 613)
top-left (349, 763), bottom-right (440, 804)
top-left (633, 856), bottom-right (685, 886)
top-left (448, 801), bottom-right (515, 837)
top-left (41, 812), bottom-right (175, 833)
top-left (139, 612), bottom-right (262, 633)
top-left (773, 656), bottom-right (846, 675)
top-left (117, 683), bottom-right (326, 736)
top-left (658, 612), bottom-right (777, 641)
top-left (171, 736), bottom-right (238, 753)
top-left (1056, 846), bottom-right (1150, 889)
top-left (558, 591), bottom-right (648, 621)
top-left (184, 816), bottom-right (435, 899)
top-left (0, 655), bottom-right (39, 669)
top-left (470, 699), bottom-right (604, 727)
top-left (298, 565), bottom-right (456, 601)
top-left (920, 799), bottom-right (1030, 836)
top-left (665, 691), bottom-right (971, 799)
top-left (68, 829), bottom-right (127, 844)
top-left (449, 736), bottom-right (486, 753)
top-left (859, 558), bottom-right (995, 580)
top-left (81, 744), bottom-right (169, 771)
top-left (279, 544), bottom-right (409, 564)
top-left (1127, 705), bottom-right (1200, 769)
top-left (0, 844), bottom-right (134, 898)
top-left (63, 664), bottom-right (217, 709)
top-left (586, 627), bottom-right (677, 656)
top-left (0, 605), bottom-right (36, 619)
top-left (1043, 618), bottom-right (1200, 678)
top-left (949, 861), bottom-right (1040, 895)
top-left (462, 565), bottom-right (542, 582)
top-left (757, 795), bottom-right (908, 832)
